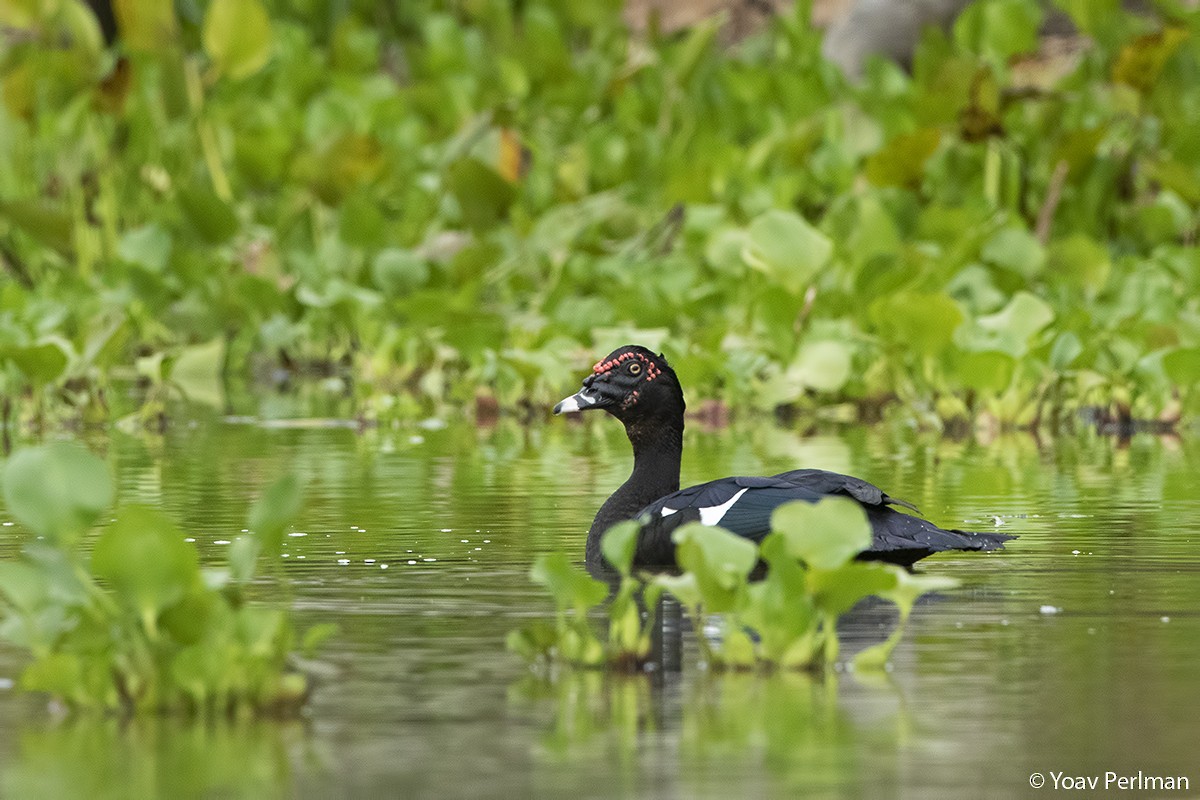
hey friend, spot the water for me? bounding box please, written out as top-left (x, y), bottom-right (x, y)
top-left (1, 411), bottom-right (1198, 798)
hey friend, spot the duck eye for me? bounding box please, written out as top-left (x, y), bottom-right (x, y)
top-left (628, 362), bottom-right (642, 376)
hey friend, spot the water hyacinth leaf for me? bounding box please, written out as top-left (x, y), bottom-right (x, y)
top-left (1049, 234), bottom-right (1111, 293)
top-left (771, 497), bottom-right (871, 570)
top-left (92, 505), bottom-right (200, 623)
top-left (0, 200), bottom-right (74, 255)
top-left (743, 534), bottom-right (818, 665)
top-left (960, 291), bottom-right (1055, 357)
top-left (159, 586), bottom-right (218, 645)
top-left (117, 224), bottom-right (172, 272)
top-left (672, 522), bottom-right (757, 585)
top-left (20, 652), bottom-right (85, 701)
top-left (672, 523), bottom-right (756, 613)
top-left (790, 340), bottom-right (853, 393)
top-left (807, 562), bottom-right (897, 616)
top-left (229, 535), bottom-right (260, 585)
top-left (953, 0), bottom-right (1042, 62)
top-left (203, 0), bottom-right (273, 80)
top-left (869, 292), bottom-right (963, 356)
top-left (864, 129), bottom-right (940, 188)
top-left (652, 571), bottom-right (702, 610)
top-left (1112, 27), bottom-right (1187, 94)
top-left (1053, 0), bottom-right (1123, 46)
top-left (178, 185), bottom-right (238, 244)
top-left (113, 0), bottom-right (179, 52)
top-left (600, 520), bottom-right (640, 577)
top-left (882, 569), bottom-right (959, 617)
top-left (1163, 347), bottom-right (1200, 386)
top-left (248, 474), bottom-right (303, 558)
top-left (236, 606), bottom-right (286, 655)
top-left (981, 226), bottom-right (1045, 277)
top-left (954, 350), bottom-right (1015, 394)
top-left (506, 620), bottom-right (558, 662)
top-left (742, 209), bottom-right (832, 294)
top-left (530, 552), bottom-right (607, 613)
top-left (372, 249), bottom-right (430, 296)
top-left (0, 561), bottom-right (48, 614)
top-left (447, 158), bottom-right (516, 231)
top-left (3, 443), bottom-right (112, 545)
top-left (7, 339), bottom-right (70, 387)
top-left (169, 338), bottom-right (225, 407)
top-left (1049, 331), bottom-right (1084, 371)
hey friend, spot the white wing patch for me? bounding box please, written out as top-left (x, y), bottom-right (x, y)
top-left (660, 507), bottom-right (678, 517)
top-left (699, 488), bottom-right (749, 526)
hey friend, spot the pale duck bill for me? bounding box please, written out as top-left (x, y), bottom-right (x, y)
top-left (553, 386), bottom-right (603, 414)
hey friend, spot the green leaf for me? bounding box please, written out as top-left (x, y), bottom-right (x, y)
top-left (169, 338), bottom-right (225, 407)
top-left (113, 0), bottom-right (178, 53)
top-left (0, 200), bottom-right (73, 255)
top-left (981, 226), bottom-right (1045, 277)
top-left (248, 474), bottom-right (303, 558)
top-left (954, 350), bottom-right (1015, 394)
top-left (506, 620), bottom-right (558, 662)
top-left (117, 224), bottom-right (172, 272)
top-left (1163, 347), bottom-right (1200, 386)
top-left (672, 523), bottom-right (757, 613)
top-left (741, 533), bottom-right (818, 666)
top-left (742, 209), bottom-right (832, 294)
top-left (0, 561), bottom-right (48, 614)
top-left (446, 158), bottom-right (515, 231)
top-left (864, 129), bottom-right (940, 188)
top-left (652, 572), bottom-right (703, 610)
top-left (807, 562), bottom-right (897, 616)
top-left (959, 291), bottom-right (1055, 357)
top-left (178, 185), bottom-right (238, 244)
top-left (881, 568), bottom-right (959, 617)
top-left (599, 520), bottom-right (640, 577)
top-left (7, 339), bottom-right (71, 387)
top-left (869, 292), bottom-right (964, 357)
top-left (771, 497), bottom-right (872, 570)
top-left (372, 249), bottom-right (430, 296)
top-left (530, 552), bottom-right (607, 613)
top-left (672, 523), bottom-right (758, 584)
top-left (953, 0), bottom-right (1042, 63)
top-left (92, 505), bottom-right (201, 622)
top-left (790, 340), bottom-right (853, 393)
top-left (203, 0), bottom-right (273, 80)
top-left (1049, 332), bottom-right (1084, 372)
top-left (229, 535), bottom-right (260, 585)
top-left (3, 443), bottom-right (112, 545)
top-left (1112, 27), bottom-right (1188, 94)
top-left (1048, 234), bottom-right (1111, 294)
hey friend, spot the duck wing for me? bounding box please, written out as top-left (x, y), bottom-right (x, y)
top-left (632, 470), bottom-right (1012, 567)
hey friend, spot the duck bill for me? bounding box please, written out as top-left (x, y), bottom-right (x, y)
top-left (553, 386), bottom-right (611, 414)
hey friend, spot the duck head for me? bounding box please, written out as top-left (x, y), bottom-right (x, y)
top-left (554, 345), bottom-right (685, 423)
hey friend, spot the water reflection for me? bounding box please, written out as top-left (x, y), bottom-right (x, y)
top-left (0, 413), bottom-right (1198, 797)
top-left (0, 714), bottom-right (310, 799)
top-left (513, 667), bottom-right (911, 797)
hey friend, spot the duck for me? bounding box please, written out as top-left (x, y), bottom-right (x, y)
top-left (554, 345), bottom-right (1014, 569)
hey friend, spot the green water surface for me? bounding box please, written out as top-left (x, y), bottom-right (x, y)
top-left (0, 410), bottom-right (1197, 799)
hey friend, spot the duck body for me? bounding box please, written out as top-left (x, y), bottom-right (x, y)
top-left (556, 345), bottom-right (1014, 570)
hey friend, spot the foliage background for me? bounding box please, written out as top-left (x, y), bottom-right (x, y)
top-left (1, 0), bottom-right (1199, 427)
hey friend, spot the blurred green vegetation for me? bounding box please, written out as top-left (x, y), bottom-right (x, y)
top-left (1, 0), bottom-right (1199, 427)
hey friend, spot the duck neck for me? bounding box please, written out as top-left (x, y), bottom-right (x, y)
top-left (586, 417), bottom-right (683, 565)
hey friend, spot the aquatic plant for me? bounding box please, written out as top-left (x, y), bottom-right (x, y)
top-left (0, 442), bottom-right (333, 714)
top-left (509, 497), bottom-right (956, 672)
top-left (0, 1), bottom-right (1199, 426)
